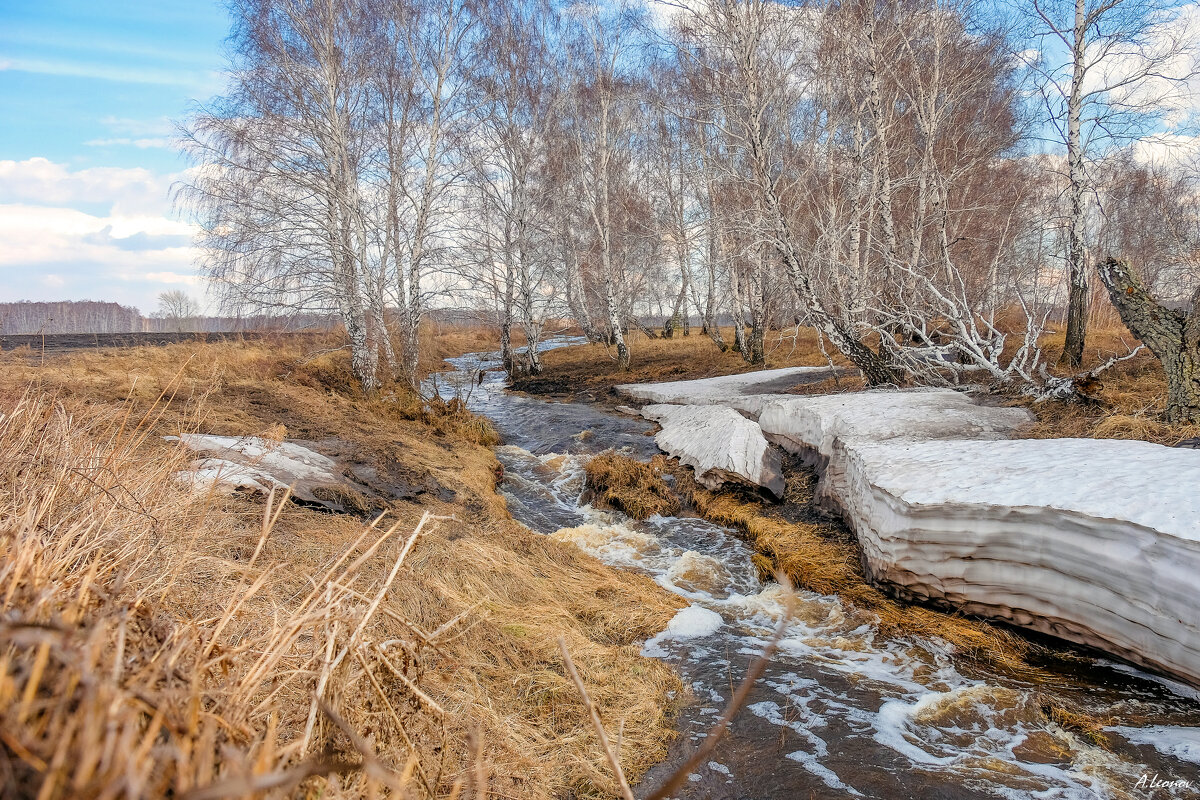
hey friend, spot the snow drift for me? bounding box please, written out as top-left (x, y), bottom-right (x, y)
top-left (839, 437), bottom-right (1200, 687)
top-left (617, 366), bottom-right (835, 418)
top-left (757, 389), bottom-right (1033, 503)
top-left (170, 434), bottom-right (365, 512)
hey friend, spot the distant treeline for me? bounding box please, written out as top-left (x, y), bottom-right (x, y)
top-left (0, 301), bottom-right (335, 335)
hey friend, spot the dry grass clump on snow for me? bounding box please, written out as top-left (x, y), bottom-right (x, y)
top-left (0, 338), bottom-right (685, 799)
top-left (583, 452), bottom-right (680, 520)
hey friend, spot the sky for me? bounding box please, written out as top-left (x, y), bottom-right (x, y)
top-left (0, 1), bottom-right (229, 313)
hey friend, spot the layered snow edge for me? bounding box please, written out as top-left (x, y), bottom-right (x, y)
top-left (619, 372), bottom-right (1200, 687)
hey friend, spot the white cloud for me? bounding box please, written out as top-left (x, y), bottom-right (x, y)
top-left (0, 157), bottom-right (174, 216)
top-left (1131, 132), bottom-right (1200, 168)
top-left (1081, 3), bottom-right (1200, 127)
top-left (0, 158), bottom-right (205, 311)
top-left (4, 56), bottom-right (207, 88)
top-left (100, 115), bottom-right (176, 137)
top-left (142, 271), bottom-right (202, 286)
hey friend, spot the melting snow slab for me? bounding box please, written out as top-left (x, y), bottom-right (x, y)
top-left (758, 390), bottom-right (1033, 503)
top-left (840, 437), bottom-right (1200, 687)
top-left (642, 404), bottom-right (785, 497)
top-left (617, 366), bottom-right (837, 418)
top-left (758, 389), bottom-right (1033, 457)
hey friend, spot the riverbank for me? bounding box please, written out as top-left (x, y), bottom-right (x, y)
top-left (0, 336), bottom-right (685, 799)
top-left (513, 325), bottom-right (1200, 444)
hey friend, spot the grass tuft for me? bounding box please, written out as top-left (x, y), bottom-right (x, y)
top-left (584, 451), bottom-right (681, 520)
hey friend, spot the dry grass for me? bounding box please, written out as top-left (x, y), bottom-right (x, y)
top-left (511, 327), bottom-right (847, 399)
top-left (1010, 324), bottom-right (1200, 445)
top-left (584, 452), bottom-right (680, 520)
top-left (1039, 700), bottom-right (1113, 748)
top-left (418, 323), bottom-right (514, 377)
top-left (0, 337), bottom-right (686, 799)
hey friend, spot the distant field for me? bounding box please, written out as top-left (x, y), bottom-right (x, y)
top-left (0, 330), bottom-right (310, 356)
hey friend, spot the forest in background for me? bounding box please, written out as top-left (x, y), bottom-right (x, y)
top-left (176, 0), bottom-right (1200, 420)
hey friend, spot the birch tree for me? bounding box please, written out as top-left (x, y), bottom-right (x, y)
top-left (561, 1), bottom-right (646, 370)
top-left (1021, 0), bottom-right (1200, 366)
top-left (674, 0), bottom-right (902, 383)
top-left (184, 0), bottom-right (383, 390)
top-left (463, 0), bottom-right (558, 375)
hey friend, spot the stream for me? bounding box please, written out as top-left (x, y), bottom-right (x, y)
top-left (431, 339), bottom-right (1200, 800)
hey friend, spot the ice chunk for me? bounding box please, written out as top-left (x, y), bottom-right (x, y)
top-left (640, 403), bottom-right (784, 496)
top-left (642, 605), bottom-right (724, 656)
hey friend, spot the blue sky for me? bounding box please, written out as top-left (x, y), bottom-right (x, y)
top-left (0, 1), bottom-right (230, 313)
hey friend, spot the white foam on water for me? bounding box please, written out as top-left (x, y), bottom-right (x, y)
top-left (487, 434), bottom-right (1200, 800)
top-left (747, 700), bottom-right (861, 795)
top-left (550, 522), bottom-right (663, 568)
top-left (657, 550), bottom-right (735, 600)
top-left (1109, 726), bottom-right (1200, 766)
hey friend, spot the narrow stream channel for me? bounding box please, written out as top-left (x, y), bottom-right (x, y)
top-left (431, 340), bottom-right (1200, 800)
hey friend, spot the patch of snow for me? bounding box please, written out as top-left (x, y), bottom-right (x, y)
top-left (616, 366), bottom-right (834, 418)
top-left (169, 434), bottom-right (363, 511)
top-left (758, 389), bottom-right (1032, 503)
top-left (175, 434), bottom-right (339, 482)
top-left (640, 404), bottom-right (784, 496)
top-left (176, 457), bottom-right (280, 495)
top-left (641, 605), bottom-right (724, 657)
top-left (841, 437), bottom-right (1200, 687)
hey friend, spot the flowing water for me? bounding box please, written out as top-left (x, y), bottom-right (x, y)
top-left (432, 340), bottom-right (1200, 799)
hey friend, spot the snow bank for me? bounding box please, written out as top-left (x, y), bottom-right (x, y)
top-left (641, 403), bottom-right (785, 496)
top-left (757, 389), bottom-right (1032, 503)
top-left (614, 370), bottom-right (1200, 687)
top-left (617, 366), bottom-right (834, 418)
top-left (840, 437), bottom-right (1200, 687)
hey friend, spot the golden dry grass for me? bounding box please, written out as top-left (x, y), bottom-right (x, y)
top-left (0, 337), bottom-right (685, 799)
top-left (1009, 324), bottom-right (1200, 445)
top-left (1039, 699), bottom-right (1113, 749)
top-left (583, 452), bottom-right (680, 520)
top-left (511, 327), bottom-right (847, 399)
